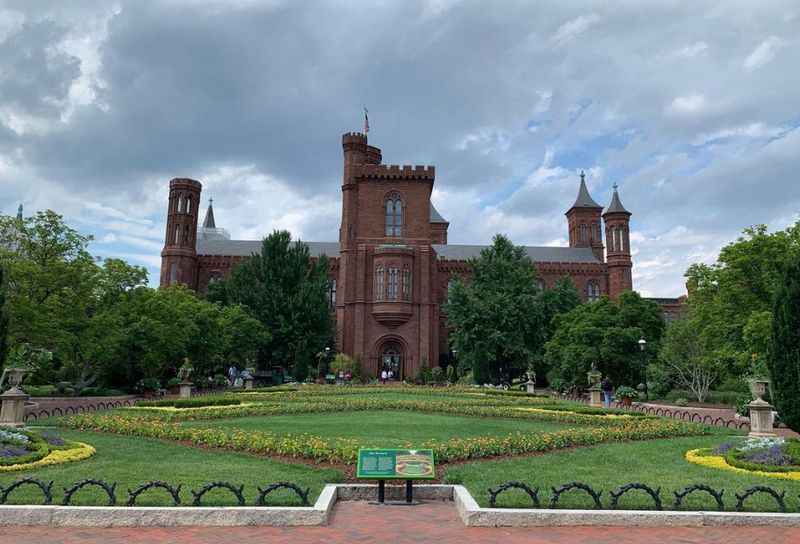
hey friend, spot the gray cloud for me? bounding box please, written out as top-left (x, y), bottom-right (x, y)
top-left (1, 0), bottom-right (799, 295)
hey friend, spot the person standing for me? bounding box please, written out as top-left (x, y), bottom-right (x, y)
top-left (381, 369), bottom-right (388, 385)
top-left (601, 377), bottom-right (613, 408)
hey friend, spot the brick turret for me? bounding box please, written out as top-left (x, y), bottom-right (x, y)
top-left (566, 171), bottom-right (604, 261)
top-left (603, 183), bottom-right (633, 299)
top-left (160, 178), bottom-right (201, 288)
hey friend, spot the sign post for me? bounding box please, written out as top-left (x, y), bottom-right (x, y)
top-left (356, 448), bottom-right (435, 504)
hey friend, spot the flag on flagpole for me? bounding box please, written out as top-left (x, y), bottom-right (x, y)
top-left (364, 107), bottom-right (370, 134)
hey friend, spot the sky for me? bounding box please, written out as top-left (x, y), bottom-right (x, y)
top-left (1, 0), bottom-right (798, 297)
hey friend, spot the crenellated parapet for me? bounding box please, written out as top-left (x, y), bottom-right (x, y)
top-left (354, 164), bottom-right (435, 181)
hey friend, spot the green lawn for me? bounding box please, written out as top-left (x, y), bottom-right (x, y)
top-left (179, 410), bottom-right (584, 445)
top-left (0, 429), bottom-right (343, 506)
top-left (444, 434), bottom-right (800, 512)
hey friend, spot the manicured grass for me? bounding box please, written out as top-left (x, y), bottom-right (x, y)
top-left (0, 429), bottom-right (343, 506)
top-left (445, 434), bottom-right (800, 512)
top-left (179, 410), bottom-right (585, 445)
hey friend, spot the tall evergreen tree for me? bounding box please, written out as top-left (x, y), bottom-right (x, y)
top-left (769, 254), bottom-right (800, 431)
top-left (0, 266), bottom-right (8, 371)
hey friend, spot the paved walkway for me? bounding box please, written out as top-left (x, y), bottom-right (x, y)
top-left (3, 502), bottom-right (800, 544)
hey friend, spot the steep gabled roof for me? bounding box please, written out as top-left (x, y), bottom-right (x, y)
top-left (202, 200), bottom-right (216, 229)
top-left (568, 171), bottom-right (602, 211)
top-left (604, 184), bottom-right (631, 215)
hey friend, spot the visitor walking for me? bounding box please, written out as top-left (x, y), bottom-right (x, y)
top-left (601, 377), bottom-right (613, 408)
top-left (381, 369), bottom-right (388, 384)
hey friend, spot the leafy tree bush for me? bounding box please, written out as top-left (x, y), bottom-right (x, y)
top-left (445, 235), bottom-right (579, 384)
top-left (769, 254), bottom-right (800, 431)
top-left (208, 230), bottom-right (331, 381)
top-left (544, 292), bottom-right (664, 389)
top-left (658, 317), bottom-right (722, 403)
top-left (0, 265), bottom-right (7, 371)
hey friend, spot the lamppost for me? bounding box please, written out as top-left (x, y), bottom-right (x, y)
top-left (638, 337), bottom-right (648, 399)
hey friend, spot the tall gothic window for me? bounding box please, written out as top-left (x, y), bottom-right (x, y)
top-left (587, 280), bottom-right (600, 302)
top-left (328, 279), bottom-right (336, 310)
top-left (169, 263), bottom-right (178, 285)
top-left (387, 268), bottom-right (399, 300)
top-left (402, 266), bottom-right (412, 301)
top-left (595, 223), bottom-right (602, 244)
top-left (385, 194), bottom-right (403, 237)
top-left (185, 196), bottom-right (192, 214)
top-left (174, 225), bottom-right (181, 245)
top-left (375, 266), bottom-right (384, 301)
top-left (580, 224), bottom-right (588, 243)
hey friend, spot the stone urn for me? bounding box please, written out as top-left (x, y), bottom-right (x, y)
top-left (586, 364), bottom-right (603, 407)
top-left (1, 367), bottom-right (31, 427)
top-left (525, 371), bottom-right (536, 394)
top-left (747, 377), bottom-right (776, 437)
top-left (242, 368), bottom-right (255, 390)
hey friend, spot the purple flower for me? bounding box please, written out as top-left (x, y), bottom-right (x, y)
top-left (743, 444), bottom-right (793, 466)
top-left (0, 446), bottom-right (30, 458)
top-left (713, 442), bottom-right (735, 455)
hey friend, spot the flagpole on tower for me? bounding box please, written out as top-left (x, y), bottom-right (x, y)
top-left (363, 107), bottom-right (369, 134)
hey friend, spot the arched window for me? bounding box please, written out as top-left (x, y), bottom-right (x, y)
top-left (185, 195), bottom-right (192, 214)
top-left (622, 226), bottom-right (629, 252)
top-left (402, 266), bottom-right (412, 301)
top-left (595, 223), bottom-right (602, 244)
top-left (580, 224), bottom-right (588, 243)
top-left (174, 225), bottom-right (181, 245)
top-left (375, 266), bottom-right (385, 301)
top-left (387, 267), bottom-right (399, 300)
top-left (385, 194), bottom-right (403, 237)
top-left (183, 225), bottom-right (190, 246)
top-left (587, 280), bottom-right (600, 302)
top-left (169, 263), bottom-right (178, 285)
top-left (537, 279), bottom-right (546, 291)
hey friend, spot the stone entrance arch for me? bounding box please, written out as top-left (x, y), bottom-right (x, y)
top-left (375, 336), bottom-right (408, 381)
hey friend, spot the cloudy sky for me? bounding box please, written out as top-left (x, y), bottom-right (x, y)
top-left (1, 0), bottom-right (798, 296)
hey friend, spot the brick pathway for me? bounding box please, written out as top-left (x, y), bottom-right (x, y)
top-left (2, 502), bottom-right (800, 543)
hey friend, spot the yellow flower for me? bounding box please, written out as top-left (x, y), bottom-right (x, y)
top-left (0, 442), bottom-right (96, 472)
top-left (685, 449), bottom-right (800, 481)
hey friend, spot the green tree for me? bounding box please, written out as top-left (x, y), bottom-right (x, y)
top-left (534, 277), bottom-right (582, 378)
top-left (445, 235), bottom-right (545, 384)
top-left (683, 221), bottom-right (800, 382)
top-left (217, 304), bottom-right (270, 371)
top-left (658, 317), bottom-right (723, 402)
top-left (0, 266), bottom-right (8, 370)
top-left (544, 291), bottom-right (663, 389)
top-left (213, 230), bottom-right (331, 382)
top-left (769, 254), bottom-right (800, 431)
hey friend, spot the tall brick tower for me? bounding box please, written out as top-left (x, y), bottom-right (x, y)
top-left (160, 178), bottom-right (201, 288)
top-left (603, 183), bottom-right (633, 299)
top-left (565, 171), bottom-right (604, 261)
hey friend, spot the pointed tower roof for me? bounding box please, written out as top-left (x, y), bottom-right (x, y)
top-left (202, 198), bottom-right (216, 229)
top-left (604, 183), bottom-right (631, 216)
top-left (567, 171), bottom-right (602, 211)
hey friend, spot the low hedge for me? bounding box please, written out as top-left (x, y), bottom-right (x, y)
top-left (137, 397), bottom-right (242, 409)
top-left (124, 397), bottom-right (643, 425)
top-left (63, 414), bottom-right (706, 465)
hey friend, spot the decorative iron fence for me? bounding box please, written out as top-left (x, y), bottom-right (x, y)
top-left (23, 398), bottom-right (138, 422)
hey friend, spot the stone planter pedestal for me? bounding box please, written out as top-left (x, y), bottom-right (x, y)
top-left (0, 388), bottom-right (29, 427)
top-left (588, 386), bottom-right (603, 408)
top-left (244, 378), bottom-right (254, 390)
top-left (748, 399), bottom-right (777, 437)
top-left (525, 380), bottom-right (536, 394)
top-left (179, 382), bottom-right (193, 399)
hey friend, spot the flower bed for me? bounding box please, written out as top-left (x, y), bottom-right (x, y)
top-left (137, 397), bottom-right (242, 409)
top-left (0, 429), bottom-right (95, 472)
top-left (687, 437), bottom-right (800, 480)
top-left (64, 413), bottom-right (706, 465)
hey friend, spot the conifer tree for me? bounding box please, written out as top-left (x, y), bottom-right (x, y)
top-left (768, 254), bottom-right (800, 431)
top-left (0, 266), bottom-right (7, 371)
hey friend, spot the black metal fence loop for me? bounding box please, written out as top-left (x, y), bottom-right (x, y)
top-left (126, 481), bottom-right (182, 507)
top-left (735, 486), bottom-right (786, 513)
top-left (191, 482), bottom-right (245, 507)
top-left (256, 482), bottom-right (310, 506)
top-left (0, 478), bottom-right (54, 505)
top-left (487, 481), bottom-right (540, 508)
top-left (609, 483), bottom-right (662, 510)
top-left (62, 479), bottom-right (117, 506)
top-left (548, 482), bottom-right (602, 509)
top-left (673, 484), bottom-right (725, 510)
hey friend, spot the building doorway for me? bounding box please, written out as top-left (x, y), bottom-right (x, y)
top-left (381, 342), bottom-right (403, 380)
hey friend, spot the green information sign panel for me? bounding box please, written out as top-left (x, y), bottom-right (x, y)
top-left (356, 448), bottom-right (436, 480)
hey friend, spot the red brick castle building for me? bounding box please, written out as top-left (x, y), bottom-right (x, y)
top-left (160, 132), bottom-right (634, 379)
